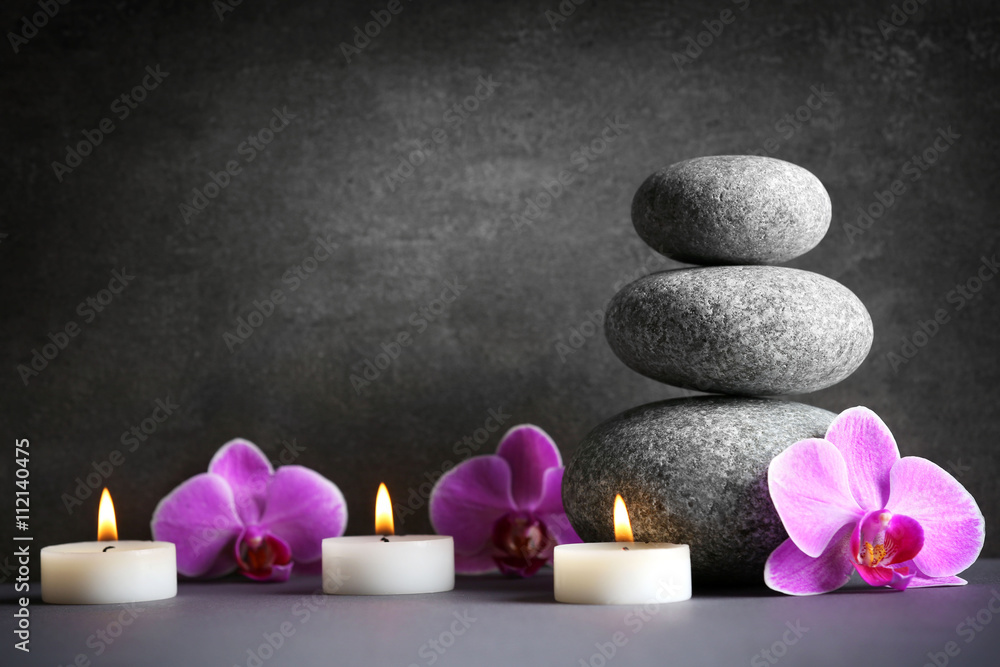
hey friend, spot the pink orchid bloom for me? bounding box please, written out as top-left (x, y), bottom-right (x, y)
top-left (151, 439), bottom-right (347, 582)
top-left (765, 407), bottom-right (985, 595)
top-left (429, 425), bottom-right (582, 576)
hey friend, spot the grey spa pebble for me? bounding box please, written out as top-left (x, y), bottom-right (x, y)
top-left (605, 266), bottom-right (873, 396)
top-left (631, 155), bottom-right (832, 265)
top-left (562, 396), bottom-right (837, 585)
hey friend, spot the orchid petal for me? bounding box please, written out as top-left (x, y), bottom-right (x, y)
top-left (295, 560), bottom-right (322, 576)
top-left (889, 568), bottom-right (914, 591)
top-left (534, 467), bottom-right (582, 544)
top-left (768, 438), bottom-right (863, 557)
top-left (150, 473), bottom-right (242, 578)
top-left (906, 565), bottom-right (968, 588)
top-left (886, 457), bottom-right (985, 577)
top-left (853, 562), bottom-right (895, 587)
top-left (430, 456), bottom-right (516, 572)
top-left (455, 550), bottom-right (503, 575)
top-left (496, 425), bottom-right (562, 510)
top-left (907, 574), bottom-right (966, 588)
top-left (852, 561), bottom-right (913, 590)
top-left (884, 514), bottom-right (925, 564)
top-left (259, 466), bottom-right (348, 564)
top-left (824, 407), bottom-right (900, 510)
top-left (764, 525), bottom-right (854, 595)
top-left (249, 561), bottom-right (293, 582)
top-left (208, 439), bottom-right (274, 525)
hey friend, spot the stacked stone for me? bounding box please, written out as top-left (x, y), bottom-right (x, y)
top-left (562, 156), bottom-right (874, 585)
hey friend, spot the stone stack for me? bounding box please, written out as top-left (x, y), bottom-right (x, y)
top-left (562, 156), bottom-right (873, 585)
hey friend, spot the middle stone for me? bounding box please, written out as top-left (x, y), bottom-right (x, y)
top-left (605, 265), bottom-right (873, 395)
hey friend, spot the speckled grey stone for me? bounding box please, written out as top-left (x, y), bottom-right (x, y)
top-left (563, 396), bottom-right (837, 585)
top-left (605, 266), bottom-right (873, 395)
top-left (631, 156), bottom-right (832, 265)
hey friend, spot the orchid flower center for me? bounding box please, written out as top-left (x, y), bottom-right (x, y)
top-left (859, 511), bottom-right (894, 567)
top-left (241, 535), bottom-right (277, 572)
top-left (491, 512), bottom-right (554, 577)
top-left (847, 509), bottom-right (925, 591)
top-left (854, 509), bottom-right (924, 572)
top-left (236, 527), bottom-right (291, 579)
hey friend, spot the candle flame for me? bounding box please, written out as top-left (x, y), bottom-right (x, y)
top-left (613, 494), bottom-right (634, 543)
top-left (97, 488), bottom-right (118, 541)
top-left (374, 483), bottom-right (394, 536)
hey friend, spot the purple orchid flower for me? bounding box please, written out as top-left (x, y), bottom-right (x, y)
top-left (429, 424), bottom-right (582, 576)
top-left (151, 439), bottom-right (347, 582)
top-left (765, 407), bottom-right (985, 595)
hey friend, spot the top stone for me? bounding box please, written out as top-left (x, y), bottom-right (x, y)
top-left (631, 155), bottom-right (832, 265)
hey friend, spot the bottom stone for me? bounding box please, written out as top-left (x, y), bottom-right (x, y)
top-left (563, 396), bottom-right (836, 586)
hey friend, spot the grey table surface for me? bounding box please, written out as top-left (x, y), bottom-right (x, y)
top-left (5, 560), bottom-right (1000, 667)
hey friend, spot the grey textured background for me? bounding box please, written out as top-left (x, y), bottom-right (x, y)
top-left (1, 0), bottom-right (999, 573)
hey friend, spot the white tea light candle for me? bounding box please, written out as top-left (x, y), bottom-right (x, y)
top-left (554, 495), bottom-right (691, 605)
top-left (41, 489), bottom-right (177, 605)
top-left (322, 483), bottom-right (454, 595)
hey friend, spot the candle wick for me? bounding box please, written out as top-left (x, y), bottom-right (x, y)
top-left (103, 545), bottom-right (116, 552)
top-left (380, 536), bottom-right (389, 543)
